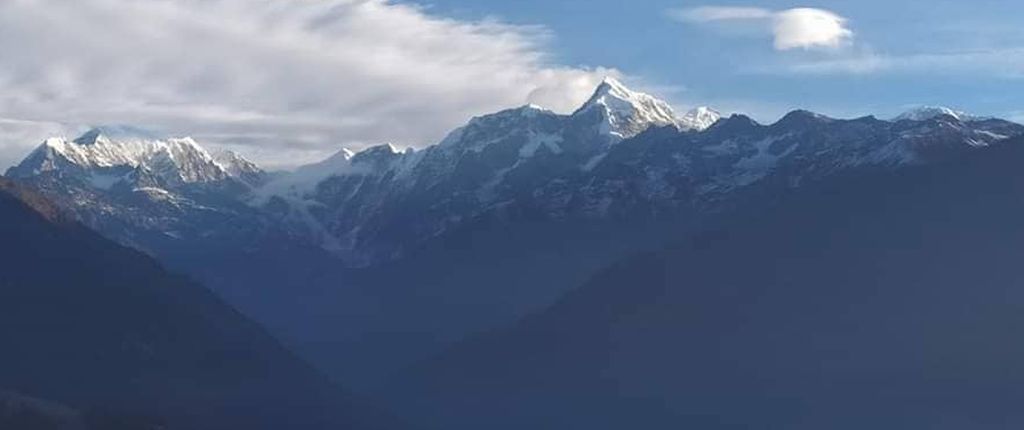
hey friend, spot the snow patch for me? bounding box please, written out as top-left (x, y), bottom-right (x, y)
top-left (88, 173), bottom-right (123, 190)
top-left (519, 133), bottom-right (564, 158)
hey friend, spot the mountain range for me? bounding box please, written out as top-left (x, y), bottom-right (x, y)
top-left (5, 77), bottom-right (1024, 397)
top-left (10, 79), bottom-right (1019, 268)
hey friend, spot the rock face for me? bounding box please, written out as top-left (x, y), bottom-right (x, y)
top-left (0, 178), bottom-right (399, 430)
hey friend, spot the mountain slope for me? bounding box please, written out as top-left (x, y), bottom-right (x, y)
top-left (391, 138), bottom-right (1024, 430)
top-left (0, 178), bottom-right (398, 430)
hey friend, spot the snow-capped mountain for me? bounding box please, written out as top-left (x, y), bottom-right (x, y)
top-left (251, 82), bottom-right (1023, 265)
top-left (7, 126), bottom-right (265, 190)
top-left (4, 127), bottom-right (275, 254)
top-left (894, 106), bottom-right (981, 122)
top-left (680, 106), bottom-right (722, 131)
top-left (573, 77), bottom-right (683, 138)
top-left (214, 149), bottom-right (268, 187)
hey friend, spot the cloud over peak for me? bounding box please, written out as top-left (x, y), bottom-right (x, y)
top-left (671, 6), bottom-right (854, 51)
top-left (0, 0), bottom-right (617, 168)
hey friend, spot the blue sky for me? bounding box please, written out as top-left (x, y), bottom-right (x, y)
top-left (415, 0), bottom-right (1024, 121)
top-left (0, 0), bottom-right (1021, 168)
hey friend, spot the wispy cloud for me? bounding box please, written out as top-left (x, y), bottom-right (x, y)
top-left (776, 48), bottom-right (1024, 77)
top-left (0, 0), bottom-right (619, 168)
top-left (671, 6), bottom-right (773, 22)
top-left (670, 6), bottom-right (854, 51)
top-left (0, 117), bottom-right (70, 170)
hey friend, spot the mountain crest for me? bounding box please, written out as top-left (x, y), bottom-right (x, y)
top-left (680, 106), bottom-right (722, 131)
top-left (708, 113), bottom-right (761, 133)
top-left (574, 77), bottom-right (680, 139)
top-left (895, 106), bottom-right (979, 122)
top-left (773, 110), bottom-right (834, 128)
top-left (7, 128), bottom-right (262, 188)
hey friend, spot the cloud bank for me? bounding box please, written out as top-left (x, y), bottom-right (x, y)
top-left (672, 6), bottom-right (854, 51)
top-left (0, 0), bottom-right (617, 168)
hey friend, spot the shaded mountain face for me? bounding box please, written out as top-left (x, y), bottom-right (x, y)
top-left (390, 139), bottom-right (1024, 430)
top-left (0, 179), bottom-right (397, 430)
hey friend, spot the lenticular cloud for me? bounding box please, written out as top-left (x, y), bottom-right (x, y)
top-left (672, 6), bottom-right (854, 51)
top-left (771, 8), bottom-right (853, 50)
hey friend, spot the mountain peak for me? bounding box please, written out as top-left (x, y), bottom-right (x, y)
top-left (574, 77), bottom-right (680, 139)
top-left (680, 106), bottom-right (722, 131)
top-left (213, 149), bottom-right (266, 186)
top-left (773, 109), bottom-right (834, 127)
top-left (592, 76), bottom-right (633, 98)
top-left (708, 114), bottom-right (761, 133)
top-left (894, 106), bottom-right (979, 122)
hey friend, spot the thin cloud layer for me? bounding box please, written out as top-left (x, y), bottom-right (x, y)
top-left (0, 0), bottom-right (617, 168)
top-left (672, 6), bottom-right (854, 51)
top-left (779, 48), bottom-right (1024, 77)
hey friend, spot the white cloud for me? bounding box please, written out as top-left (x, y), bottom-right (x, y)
top-left (0, 0), bottom-right (618, 168)
top-left (670, 6), bottom-right (854, 51)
